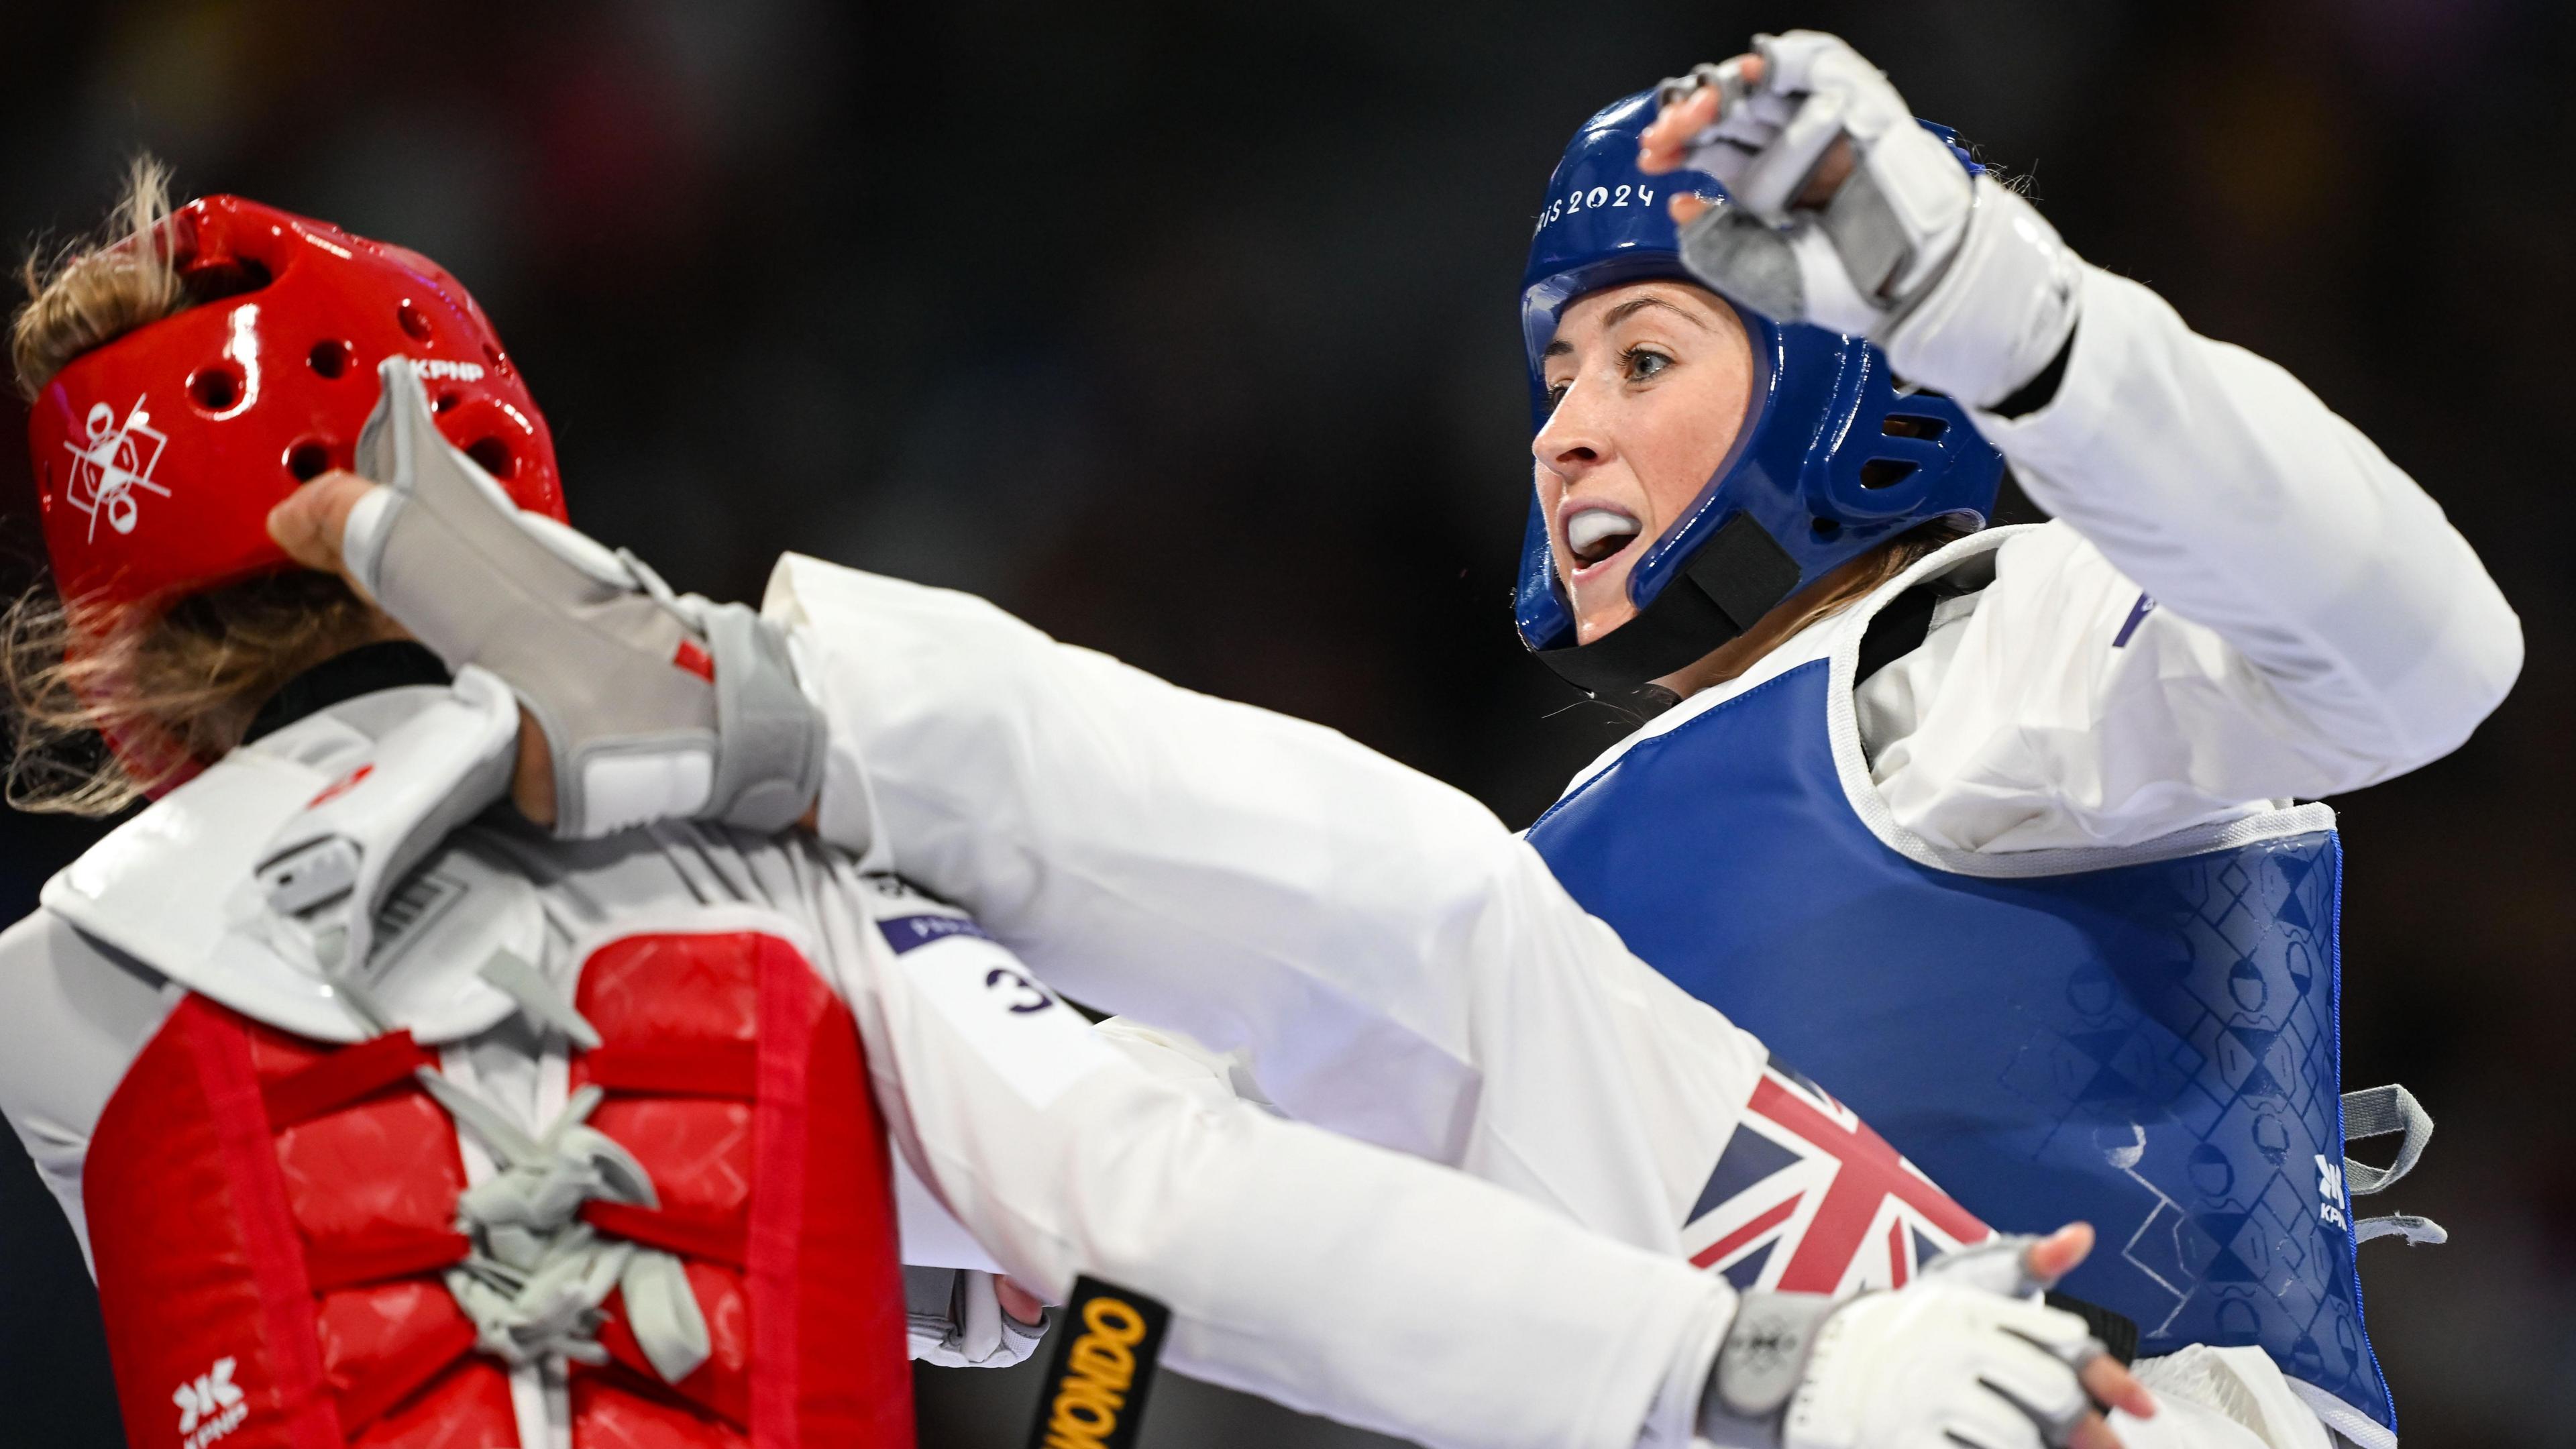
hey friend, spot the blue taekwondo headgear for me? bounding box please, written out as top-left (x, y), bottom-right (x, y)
top-left (1514, 90), bottom-right (2006, 694)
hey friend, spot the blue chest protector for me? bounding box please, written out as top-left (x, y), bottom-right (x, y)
top-left (1525, 656), bottom-right (2394, 1438)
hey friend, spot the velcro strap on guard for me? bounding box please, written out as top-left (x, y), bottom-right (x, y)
top-left (2342, 1083), bottom-right (2448, 1248)
top-left (2341, 1083), bottom-right (2432, 1196)
top-left (1699, 1290), bottom-right (1837, 1446)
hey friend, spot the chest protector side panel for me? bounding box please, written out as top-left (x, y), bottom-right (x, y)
top-left (82, 930), bottom-right (911, 1449)
top-left (1525, 661), bottom-right (2392, 1435)
top-left (88, 998), bottom-right (350, 1449)
top-left (569, 932), bottom-right (913, 1446)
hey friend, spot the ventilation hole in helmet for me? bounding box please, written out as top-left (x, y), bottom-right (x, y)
top-left (1880, 415), bottom-right (1947, 440)
top-left (397, 303), bottom-right (433, 342)
top-left (180, 258), bottom-right (272, 305)
top-left (286, 440), bottom-right (332, 482)
top-left (466, 438), bottom-right (515, 480)
top-left (307, 339), bottom-right (355, 379)
top-left (185, 362), bottom-right (244, 413)
top-left (1811, 517), bottom-right (1843, 541)
top-left (434, 391), bottom-right (462, 414)
top-left (1858, 458), bottom-right (1919, 490)
top-left (482, 341), bottom-right (512, 378)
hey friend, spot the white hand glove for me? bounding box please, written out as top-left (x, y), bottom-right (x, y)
top-left (1702, 1280), bottom-right (2106, 1449)
top-left (1660, 31), bottom-right (2084, 409)
top-left (340, 358), bottom-right (827, 839)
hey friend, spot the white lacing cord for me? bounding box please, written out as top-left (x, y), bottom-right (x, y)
top-left (326, 944), bottom-right (712, 1384)
top-left (417, 1071), bottom-right (712, 1382)
top-left (478, 949), bottom-right (603, 1051)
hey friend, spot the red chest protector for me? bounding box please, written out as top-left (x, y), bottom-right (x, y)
top-left (80, 928), bottom-right (913, 1449)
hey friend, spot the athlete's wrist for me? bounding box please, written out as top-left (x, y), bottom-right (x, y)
top-left (1697, 1291), bottom-right (1838, 1447)
top-left (512, 707), bottom-right (558, 827)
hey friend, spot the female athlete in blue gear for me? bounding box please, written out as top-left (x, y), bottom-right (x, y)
top-left (1491, 36), bottom-right (2518, 1448)
top-left (281, 30), bottom-right (2518, 1449)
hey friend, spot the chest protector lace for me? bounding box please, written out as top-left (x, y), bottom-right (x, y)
top-left (80, 924), bottom-right (912, 1449)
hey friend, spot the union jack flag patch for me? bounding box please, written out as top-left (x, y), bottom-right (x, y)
top-left (1683, 1059), bottom-right (1990, 1294)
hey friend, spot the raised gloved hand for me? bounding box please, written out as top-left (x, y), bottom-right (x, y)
top-left (274, 358), bottom-right (826, 840)
top-left (1700, 1225), bottom-right (2153, 1449)
top-left (1640, 31), bottom-right (2084, 412)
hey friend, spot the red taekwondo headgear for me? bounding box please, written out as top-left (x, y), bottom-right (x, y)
top-left (24, 194), bottom-right (566, 627)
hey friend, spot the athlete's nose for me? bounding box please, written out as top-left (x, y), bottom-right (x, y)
top-left (1532, 374), bottom-right (1613, 481)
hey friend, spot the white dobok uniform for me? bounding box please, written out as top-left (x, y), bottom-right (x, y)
top-left (738, 269), bottom-right (2518, 1447)
top-left (0, 678), bottom-right (1752, 1449)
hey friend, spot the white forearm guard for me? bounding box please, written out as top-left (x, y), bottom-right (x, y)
top-left (1663, 30), bottom-right (2082, 408)
top-left (343, 358), bottom-right (826, 838)
top-left (1880, 176), bottom-right (2084, 411)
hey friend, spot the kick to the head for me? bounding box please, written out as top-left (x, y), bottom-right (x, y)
top-left (274, 28), bottom-right (2514, 1449)
top-left (3, 166), bottom-right (2157, 1449)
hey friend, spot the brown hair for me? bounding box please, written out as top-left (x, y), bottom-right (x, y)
top-left (11, 156), bottom-right (185, 401)
top-left (1635, 515), bottom-right (1976, 710)
top-left (5, 158), bottom-right (385, 815)
top-left (1774, 515), bottom-right (1976, 641)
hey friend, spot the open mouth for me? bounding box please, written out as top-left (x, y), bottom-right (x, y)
top-left (1564, 506), bottom-right (1642, 572)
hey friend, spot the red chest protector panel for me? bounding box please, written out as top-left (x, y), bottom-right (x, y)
top-left (81, 930), bottom-right (913, 1449)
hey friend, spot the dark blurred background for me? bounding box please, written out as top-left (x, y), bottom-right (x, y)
top-left (1, 1), bottom-right (2567, 1444)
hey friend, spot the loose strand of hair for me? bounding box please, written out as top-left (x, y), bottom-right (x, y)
top-left (11, 154), bottom-right (181, 400)
top-left (0, 572), bottom-right (384, 816)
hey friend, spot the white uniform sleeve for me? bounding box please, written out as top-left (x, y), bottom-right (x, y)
top-left (0, 912), bottom-right (181, 1271)
top-left (1092, 1017), bottom-right (1272, 1112)
top-left (816, 877), bottom-right (1730, 1449)
top-left (765, 555), bottom-right (1769, 1252)
top-left (1875, 266), bottom-right (2520, 851)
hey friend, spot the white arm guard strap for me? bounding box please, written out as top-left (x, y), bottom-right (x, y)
top-left (343, 358), bottom-right (826, 838)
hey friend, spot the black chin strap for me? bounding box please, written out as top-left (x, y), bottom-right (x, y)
top-left (1532, 513), bottom-right (1803, 696)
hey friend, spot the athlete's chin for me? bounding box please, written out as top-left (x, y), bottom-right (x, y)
top-left (1570, 585), bottom-right (1639, 645)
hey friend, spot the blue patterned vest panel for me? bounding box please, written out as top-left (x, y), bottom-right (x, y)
top-left (1524, 657), bottom-right (2393, 1436)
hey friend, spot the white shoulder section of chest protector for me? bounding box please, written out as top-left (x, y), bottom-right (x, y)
top-left (42, 667), bottom-right (541, 1044)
